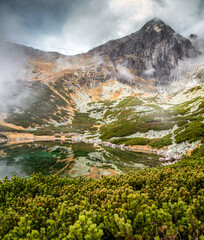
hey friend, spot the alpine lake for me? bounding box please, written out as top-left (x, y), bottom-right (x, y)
top-left (0, 141), bottom-right (161, 179)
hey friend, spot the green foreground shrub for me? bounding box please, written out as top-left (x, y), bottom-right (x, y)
top-left (0, 147), bottom-right (203, 239)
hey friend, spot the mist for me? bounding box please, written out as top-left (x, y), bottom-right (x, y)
top-left (116, 63), bottom-right (135, 83)
top-left (156, 54), bottom-right (204, 94)
top-left (144, 67), bottom-right (156, 77)
top-left (0, 160), bottom-right (27, 180)
top-left (0, 41), bottom-right (30, 113)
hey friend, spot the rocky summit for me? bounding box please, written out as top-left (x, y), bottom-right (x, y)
top-left (0, 18), bottom-right (203, 176)
top-left (89, 18), bottom-right (199, 85)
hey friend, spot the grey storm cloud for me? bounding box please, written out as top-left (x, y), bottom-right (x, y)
top-left (0, 0), bottom-right (203, 54)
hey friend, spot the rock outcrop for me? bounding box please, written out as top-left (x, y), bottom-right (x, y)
top-left (89, 18), bottom-right (199, 85)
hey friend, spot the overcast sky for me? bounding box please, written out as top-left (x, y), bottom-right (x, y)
top-left (0, 0), bottom-right (203, 55)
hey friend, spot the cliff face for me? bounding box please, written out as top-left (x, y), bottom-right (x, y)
top-left (89, 18), bottom-right (199, 85)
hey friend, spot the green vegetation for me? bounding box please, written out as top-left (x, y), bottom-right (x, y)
top-left (72, 111), bottom-right (97, 133)
top-left (0, 124), bottom-right (24, 133)
top-left (100, 94), bottom-right (204, 144)
top-left (0, 147), bottom-right (203, 239)
top-left (87, 102), bottom-right (95, 107)
top-left (100, 116), bottom-right (174, 140)
top-left (4, 81), bottom-right (71, 128)
top-left (149, 134), bottom-right (172, 148)
top-left (111, 134), bottom-right (172, 148)
top-left (116, 96), bottom-right (143, 108)
top-left (170, 105), bottom-right (190, 116)
top-left (53, 79), bottom-right (72, 103)
top-left (175, 121), bottom-right (204, 144)
top-left (102, 146), bottom-right (160, 171)
top-left (32, 125), bottom-right (70, 136)
top-left (104, 109), bottom-right (134, 121)
top-left (0, 133), bottom-right (7, 139)
top-left (169, 97), bottom-right (201, 117)
top-left (145, 95), bottom-right (160, 103)
top-left (111, 137), bottom-right (149, 146)
top-left (144, 104), bottom-right (162, 110)
top-left (198, 99), bottom-right (204, 110)
top-left (30, 111), bottom-right (97, 135)
top-left (31, 115), bottom-right (98, 135)
top-left (175, 119), bottom-right (189, 127)
top-left (185, 86), bottom-right (202, 93)
top-left (172, 113), bottom-right (203, 124)
top-left (97, 100), bottom-right (116, 107)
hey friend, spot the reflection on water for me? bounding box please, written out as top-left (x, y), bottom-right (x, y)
top-left (0, 141), bottom-right (161, 179)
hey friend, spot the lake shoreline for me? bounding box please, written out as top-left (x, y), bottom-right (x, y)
top-left (0, 132), bottom-right (179, 164)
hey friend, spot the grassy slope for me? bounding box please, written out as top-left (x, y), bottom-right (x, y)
top-left (4, 80), bottom-right (71, 128)
top-left (99, 92), bottom-right (204, 148)
top-left (1, 83), bottom-right (203, 149)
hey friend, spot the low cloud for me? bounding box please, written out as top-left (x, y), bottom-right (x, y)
top-left (190, 35), bottom-right (204, 53)
top-left (0, 0), bottom-right (203, 55)
top-left (171, 54), bottom-right (204, 81)
top-left (157, 54), bottom-right (204, 94)
top-left (92, 54), bottom-right (104, 66)
top-left (116, 63), bottom-right (134, 83)
top-left (56, 56), bottom-right (73, 70)
top-left (0, 160), bottom-right (27, 180)
top-left (0, 41), bottom-right (30, 112)
top-left (144, 67), bottom-right (156, 77)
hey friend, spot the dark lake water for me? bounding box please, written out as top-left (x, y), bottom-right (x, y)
top-left (0, 141), bottom-right (161, 179)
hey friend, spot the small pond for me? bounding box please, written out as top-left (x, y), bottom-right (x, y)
top-left (0, 141), bottom-right (161, 179)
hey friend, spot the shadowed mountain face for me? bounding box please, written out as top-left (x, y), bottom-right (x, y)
top-left (89, 18), bottom-right (199, 85)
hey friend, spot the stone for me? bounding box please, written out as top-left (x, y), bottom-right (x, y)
top-left (165, 157), bottom-right (176, 162)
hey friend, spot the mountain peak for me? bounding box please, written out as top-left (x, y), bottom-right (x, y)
top-left (141, 18), bottom-right (174, 34)
top-left (145, 18), bottom-right (166, 25)
top-left (89, 19), bottom-right (199, 85)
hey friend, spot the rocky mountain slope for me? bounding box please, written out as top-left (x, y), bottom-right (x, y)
top-left (89, 18), bottom-right (200, 85)
top-left (0, 18), bottom-right (203, 160)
